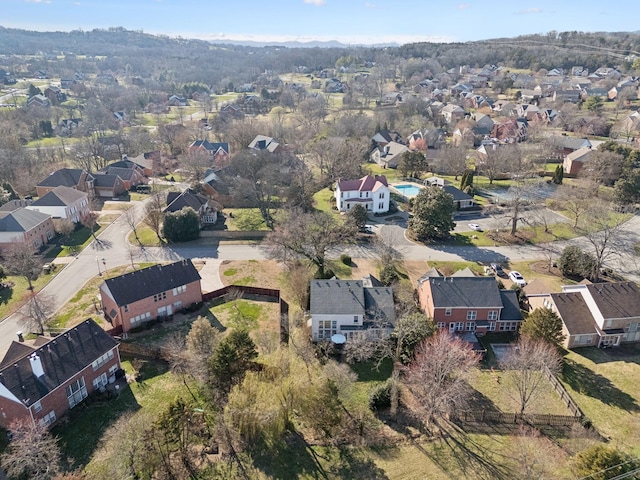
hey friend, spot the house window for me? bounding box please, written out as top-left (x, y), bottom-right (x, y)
top-left (66, 377), bottom-right (87, 408)
top-left (109, 364), bottom-right (119, 376)
top-left (92, 350), bottom-right (115, 370)
top-left (93, 373), bottom-right (108, 390)
top-left (488, 310), bottom-right (498, 321)
top-left (360, 192), bottom-right (363, 197)
top-left (153, 292), bottom-right (167, 302)
top-left (456, 322), bottom-right (464, 331)
top-left (174, 301), bottom-right (183, 309)
top-left (488, 322), bottom-right (496, 331)
top-left (378, 202), bottom-right (384, 209)
top-left (445, 308), bottom-right (452, 316)
top-left (499, 321), bottom-right (518, 332)
top-left (172, 285), bottom-right (186, 296)
top-left (340, 192), bottom-right (343, 198)
top-left (466, 311), bottom-right (477, 321)
top-left (354, 315), bottom-right (359, 323)
top-left (379, 193), bottom-right (384, 199)
top-left (436, 322), bottom-right (446, 329)
top-left (317, 320), bottom-right (337, 340)
top-left (33, 401), bottom-right (42, 413)
top-left (124, 305), bottom-right (129, 313)
top-left (39, 410), bottom-right (56, 427)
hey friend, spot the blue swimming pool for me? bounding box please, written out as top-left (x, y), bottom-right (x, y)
top-left (393, 184), bottom-right (423, 197)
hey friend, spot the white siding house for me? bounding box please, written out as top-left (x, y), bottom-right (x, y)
top-left (335, 175), bottom-right (390, 214)
top-left (27, 186), bottom-right (90, 223)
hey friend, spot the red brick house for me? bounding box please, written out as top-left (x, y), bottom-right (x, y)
top-left (36, 168), bottom-right (95, 198)
top-left (0, 319), bottom-right (121, 429)
top-left (417, 270), bottom-right (523, 335)
top-left (188, 140), bottom-right (231, 169)
top-left (0, 208), bottom-right (56, 254)
top-left (100, 259), bottom-right (202, 333)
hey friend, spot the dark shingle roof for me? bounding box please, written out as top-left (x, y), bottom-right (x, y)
top-left (32, 186), bottom-right (86, 207)
top-left (551, 292), bottom-right (598, 335)
top-left (423, 276), bottom-right (503, 308)
top-left (102, 259), bottom-right (201, 306)
top-left (93, 173), bottom-right (120, 188)
top-left (443, 185), bottom-right (474, 202)
top-left (309, 279), bottom-right (395, 325)
top-left (499, 290), bottom-right (524, 321)
top-left (0, 319), bottom-right (118, 406)
top-left (585, 282), bottom-right (640, 319)
top-left (37, 168), bottom-right (89, 188)
top-left (165, 189), bottom-right (208, 213)
top-left (101, 167), bottom-right (136, 181)
top-left (0, 208), bottom-right (50, 232)
top-left (310, 280), bottom-right (365, 316)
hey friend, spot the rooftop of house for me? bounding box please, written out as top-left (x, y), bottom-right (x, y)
top-left (31, 186), bottom-right (87, 207)
top-left (419, 276), bottom-right (504, 309)
top-left (37, 168), bottom-right (92, 188)
top-left (310, 277), bottom-right (395, 324)
top-left (0, 319), bottom-right (118, 407)
top-left (101, 259), bottom-right (201, 307)
top-left (550, 292), bottom-right (599, 336)
top-left (337, 174), bottom-right (388, 193)
top-left (165, 189), bottom-right (211, 213)
top-left (0, 208), bottom-right (51, 232)
top-left (585, 282), bottom-right (640, 319)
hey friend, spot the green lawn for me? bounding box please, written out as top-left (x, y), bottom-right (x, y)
top-left (313, 187), bottom-right (338, 215)
top-left (225, 208), bottom-right (270, 231)
top-left (128, 224), bottom-right (163, 246)
top-left (45, 226), bottom-right (105, 259)
top-left (0, 273), bottom-right (57, 320)
top-left (209, 299), bottom-right (262, 331)
top-left (560, 345), bottom-right (640, 456)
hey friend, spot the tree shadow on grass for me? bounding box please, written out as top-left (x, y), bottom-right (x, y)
top-left (248, 431), bottom-right (388, 480)
top-left (562, 358), bottom-right (639, 412)
top-left (53, 381), bottom-right (141, 469)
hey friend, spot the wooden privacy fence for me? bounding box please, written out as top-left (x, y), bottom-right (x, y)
top-left (542, 364), bottom-right (584, 418)
top-left (203, 285), bottom-right (289, 344)
top-left (453, 410), bottom-right (583, 427)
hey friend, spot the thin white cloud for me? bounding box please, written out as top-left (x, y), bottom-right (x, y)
top-left (181, 32), bottom-right (455, 45)
top-left (457, 3), bottom-right (471, 9)
top-left (304, 0), bottom-right (326, 5)
top-left (517, 7), bottom-right (543, 14)
top-left (365, 2), bottom-right (376, 7)
top-left (24, 0), bottom-right (52, 3)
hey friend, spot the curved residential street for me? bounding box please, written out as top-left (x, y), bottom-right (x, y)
top-left (1, 197), bottom-right (639, 355)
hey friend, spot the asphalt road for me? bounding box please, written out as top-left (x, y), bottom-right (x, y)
top-left (1, 197), bottom-right (639, 355)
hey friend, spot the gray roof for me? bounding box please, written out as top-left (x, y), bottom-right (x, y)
top-left (422, 276), bottom-right (503, 308)
top-left (499, 290), bottom-right (524, 321)
top-left (31, 186), bottom-right (87, 207)
top-left (550, 293), bottom-right (598, 336)
top-left (93, 173), bottom-right (121, 188)
top-left (548, 135), bottom-right (592, 151)
top-left (0, 208), bottom-right (51, 232)
top-left (310, 279), bottom-right (395, 325)
top-left (102, 259), bottom-right (201, 307)
top-left (310, 280), bottom-right (365, 316)
top-left (585, 282), bottom-right (640, 319)
top-left (164, 189), bottom-right (208, 213)
top-left (101, 167), bottom-right (137, 181)
top-left (37, 168), bottom-right (91, 188)
top-left (443, 185), bottom-right (474, 202)
top-left (0, 319), bottom-right (118, 407)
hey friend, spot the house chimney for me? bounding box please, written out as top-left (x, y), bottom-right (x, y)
top-left (29, 353), bottom-right (45, 378)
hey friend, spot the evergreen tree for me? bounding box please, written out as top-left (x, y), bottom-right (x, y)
top-left (520, 308), bottom-right (566, 347)
top-left (408, 187), bottom-right (456, 241)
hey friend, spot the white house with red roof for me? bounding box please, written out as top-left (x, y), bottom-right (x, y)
top-left (335, 175), bottom-right (390, 214)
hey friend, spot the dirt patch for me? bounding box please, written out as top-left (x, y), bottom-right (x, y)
top-left (404, 260), bottom-right (430, 285)
top-left (529, 260), bottom-right (563, 277)
top-left (219, 259), bottom-right (284, 290)
top-left (350, 258), bottom-right (380, 279)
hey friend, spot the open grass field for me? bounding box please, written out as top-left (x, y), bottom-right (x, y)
top-left (560, 345), bottom-right (640, 456)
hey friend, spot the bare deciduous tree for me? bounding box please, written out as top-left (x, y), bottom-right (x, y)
top-left (402, 331), bottom-right (480, 426)
top-left (80, 210), bottom-right (100, 241)
top-left (1, 420), bottom-right (62, 480)
top-left (123, 205), bottom-right (141, 244)
top-left (577, 202), bottom-right (627, 282)
top-left (143, 193), bottom-right (165, 243)
top-left (264, 209), bottom-right (355, 278)
top-left (499, 336), bottom-right (562, 415)
top-left (54, 218), bottom-right (75, 242)
top-left (20, 292), bottom-right (56, 335)
top-left (4, 243), bottom-right (41, 290)
top-left (555, 185), bottom-right (590, 229)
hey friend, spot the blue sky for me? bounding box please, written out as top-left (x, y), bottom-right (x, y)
top-left (4, 0), bottom-right (640, 45)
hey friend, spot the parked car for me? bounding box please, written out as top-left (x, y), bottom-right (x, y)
top-left (468, 223), bottom-right (482, 231)
top-left (490, 263), bottom-right (505, 276)
top-left (509, 271), bottom-right (527, 286)
top-left (361, 224), bottom-right (374, 234)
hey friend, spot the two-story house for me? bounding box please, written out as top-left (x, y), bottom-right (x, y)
top-left (370, 142), bottom-right (408, 169)
top-left (165, 189), bottom-right (218, 227)
top-left (0, 208), bottom-right (56, 253)
top-left (417, 271), bottom-right (523, 335)
top-left (335, 175), bottom-right (390, 214)
top-left (528, 282), bottom-right (640, 349)
top-left (99, 259), bottom-right (202, 333)
top-left (26, 186), bottom-right (90, 223)
top-left (188, 140), bottom-right (231, 168)
top-left (309, 275), bottom-right (395, 342)
top-left (36, 168), bottom-right (95, 198)
top-left (0, 319), bottom-right (121, 429)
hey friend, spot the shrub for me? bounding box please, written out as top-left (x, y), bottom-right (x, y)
top-left (340, 254), bottom-right (351, 265)
top-left (369, 380), bottom-right (393, 411)
top-left (379, 264), bottom-right (400, 286)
